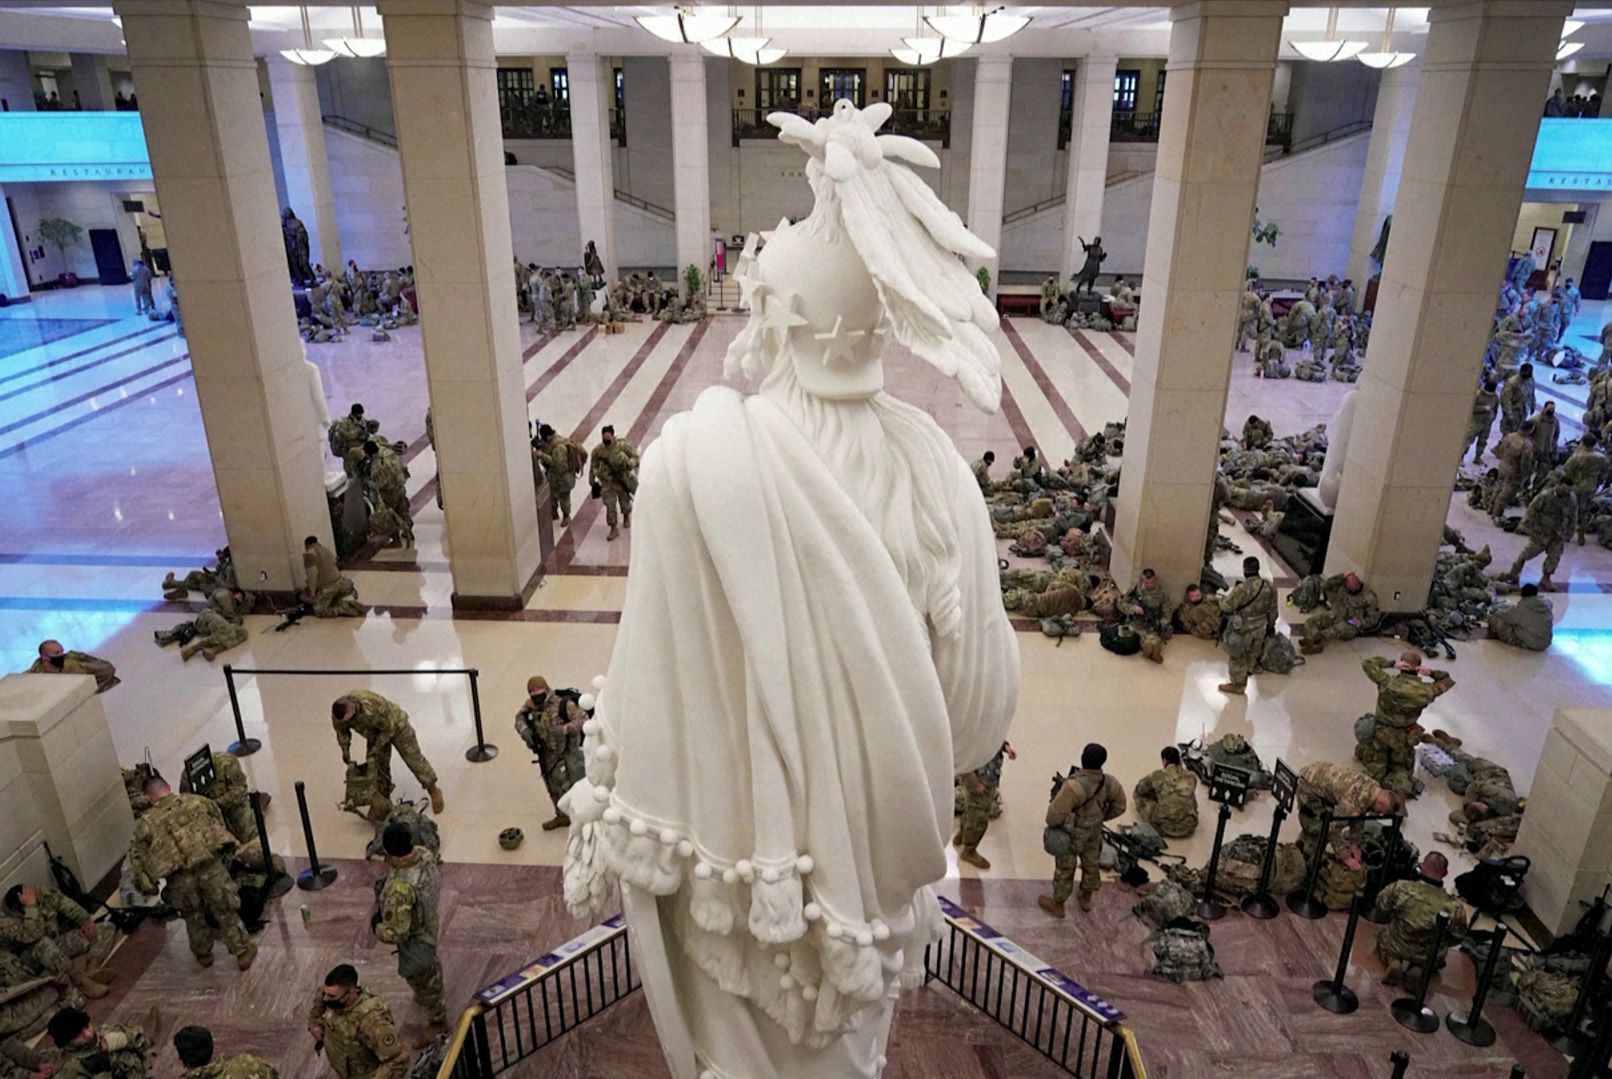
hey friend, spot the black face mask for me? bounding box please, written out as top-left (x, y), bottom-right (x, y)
top-left (322, 995), bottom-right (350, 1011)
top-left (531, 692), bottom-right (547, 706)
top-left (46, 654), bottom-right (65, 669)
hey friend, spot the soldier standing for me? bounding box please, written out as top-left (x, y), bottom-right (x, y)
top-left (1039, 275), bottom-right (1060, 317)
top-left (1465, 380), bottom-right (1499, 465)
top-left (331, 692), bottom-right (445, 814)
top-left (362, 440), bottom-right (413, 548)
top-left (373, 824), bottom-right (447, 1046)
top-left (1217, 557), bottom-right (1276, 696)
top-left (515, 677), bottom-right (587, 830)
top-left (1132, 746), bottom-right (1199, 838)
top-left (329, 405), bottom-right (378, 478)
top-left (1564, 433), bottom-right (1610, 545)
top-left (574, 268), bottom-right (595, 324)
top-left (1488, 420), bottom-right (1536, 523)
top-left (128, 775), bottom-right (257, 970)
top-left (534, 425), bottom-right (587, 527)
top-left (1499, 363), bottom-right (1535, 435)
top-left (589, 425), bottom-right (640, 542)
top-left (954, 741), bottom-right (1014, 870)
top-left (174, 1025), bottom-right (279, 1079)
top-left (1356, 651), bottom-right (1454, 796)
top-left (47, 1008), bottom-right (152, 1079)
top-left (1500, 474), bottom-right (1578, 591)
top-left (306, 965), bottom-right (409, 1079)
top-left (1374, 852), bottom-right (1469, 987)
top-left (1039, 743), bottom-right (1126, 917)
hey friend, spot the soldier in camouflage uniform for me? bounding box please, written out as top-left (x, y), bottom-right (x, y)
top-left (1500, 473), bottom-right (1578, 591)
top-left (1500, 364), bottom-right (1536, 435)
top-left (307, 965), bottom-right (410, 1079)
top-left (1296, 760), bottom-right (1395, 882)
top-left (1040, 743), bottom-right (1126, 917)
top-left (129, 775), bottom-right (256, 970)
top-left (47, 1008), bottom-right (151, 1079)
top-left (374, 824), bottom-right (447, 1044)
top-left (1357, 651), bottom-right (1453, 796)
top-left (1235, 283), bottom-right (1261, 352)
top-left (515, 677), bottom-right (587, 830)
top-left (329, 404), bottom-right (379, 478)
top-left (1488, 421), bottom-right (1535, 523)
top-left (1132, 746), bottom-right (1199, 838)
top-left (303, 537), bottom-right (365, 619)
top-left (0, 885), bottom-right (115, 999)
top-left (362, 440), bottom-right (414, 548)
top-left (174, 1025), bottom-right (278, 1079)
top-left (154, 588), bottom-right (248, 663)
top-left (588, 425), bottom-right (639, 541)
top-left (177, 750), bottom-right (257, 844)
top-left (534, 425), bottom-right (587, 527)
top-left (1121, 569), bottom-right (1173, 663)
top-left (1374, 852), bottom-right (1469, 986)
top-left (1466, 380), bottom-right (1499, 465)
top-left (332, 692), bottom-right (444, 814)
top-left (1174, 584), bottom-right (1222, 640)
top-left (954, 742), bottom-right (1014, 870)
top-left (1564, 433), bottom-right (1610, 545)
top-left (1218, 557), bottom-right (1276, 696)
top-left (1297, 571), bottom-right (1380, 655)
top-left (2, 1034), bottom-right (51, 1079)
top-left (971, 451), bottom-right (995, 494)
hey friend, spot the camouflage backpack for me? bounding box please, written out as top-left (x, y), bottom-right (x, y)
top-left (1149, 920), bottom-right (1223, 983)
top-left (1515, 970), bottom-right (1580, 1033)
top-left (1258, 633), bottom-right (1302, 675)
top-left (365, 799), bottom-right (442, 860)
top-left (1288, 575), bottom-right (1325, 612)
top-left (1133, 880), bottom-right (1196, 929)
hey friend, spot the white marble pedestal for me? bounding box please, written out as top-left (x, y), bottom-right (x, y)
top-left (1514, 709), bottom-right (1612, 938)
top-left (0, 673), bottom-right (132, 894)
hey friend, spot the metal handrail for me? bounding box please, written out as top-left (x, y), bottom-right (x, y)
top-left (732, 106), bottom-right (950, 147)
top-left (322, 113), bottom-right (397, 149)
top-left (435, 1004), bottom-right (483, 1079)
top-left (1266, 118), bottom-right (1372, 161)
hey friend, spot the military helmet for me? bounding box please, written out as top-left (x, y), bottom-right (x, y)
top-left (527, 676), bottom-right (550, 695)
top-left (499, 827), bottom-right (524, 851)
top-left (1219, 733), bottom-right (1249, 754)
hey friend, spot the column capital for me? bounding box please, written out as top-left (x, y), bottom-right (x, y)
top-left (1168, 0), bottom-right (1290, 22)
top-left (1426, 0), bottom-right (1574, 20)
top-left (112, 0), bottom-right (250, 19)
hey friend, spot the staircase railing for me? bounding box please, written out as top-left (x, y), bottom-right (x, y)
top-left (437, 900), bottom-right (1145, 1079)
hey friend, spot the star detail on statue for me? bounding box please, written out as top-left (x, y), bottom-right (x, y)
top-left (758, 217), bottom-right (790, 245)
top-left (737, 270), bottom-right (767, 309)
top-left (759, 291), bottom-right (809, 355)
top-left (813, 315), bottom-right (867, 369)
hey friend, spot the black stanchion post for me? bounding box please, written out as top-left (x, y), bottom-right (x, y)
top-left (1313, 890), bottom-right (1364, 1014)
top-left (1197, 802), bottom-right (1233, 921)
top-left (1288, 809), bottom-right (1332, 919)
top-left (294, 780), bottom-right (337, 891)
top-left (1242, 804), bottom-right (1287, 920)
top-left (1507, 1066), bottom-right (1524, 1079)
top-left (1554, 923), bottom-right (1612, 1055)
top-left (1391, 910), bottom-right (1450, 1033)
top-left (1447, 922), bottom-right (1506, 1046)
top-left (463, 668), bottom-right (498, 763)
top-left (1362, 814), bottom-right (1404, 925)
top-left (223, 664), bottom-right (261, 757)
top-left (250, 790), bottom-right (293, 900)
top-left (1568, 999), bottom-right (1612, 1079)
top-left (1386, 1051), bottom-right (1410, 1079)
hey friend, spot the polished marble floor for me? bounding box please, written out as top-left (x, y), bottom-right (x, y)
top-left (6, 283), bottom-right (1609, 1078)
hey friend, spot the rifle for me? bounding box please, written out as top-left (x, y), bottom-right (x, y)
top-left (274, 602), bottom-right (313, 632)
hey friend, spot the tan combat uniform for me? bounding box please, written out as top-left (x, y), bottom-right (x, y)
top-left (374, 847), bottom-right (445, 1026)
top-left (304, 541), bottom-right (364, 619)
top-left (308, 989), bottom-right (409, 1079)
top-left (1132, 764), bottom-right (1199, 838)
top-left (1046, 769), bottom-right (1126, 904)
top-left (129, 792), bottom-right (253, 966)
top-left (182, 1052), bottom-right (280, 1079)
top-left (334, 691), bottom-right (439, 804)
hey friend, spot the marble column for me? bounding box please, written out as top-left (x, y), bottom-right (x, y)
top-left (267, 57), bottom-right (343, 274)
top-left (0, 184), bottom-right (30, 302)
top-left (379, 0), bottom-right (541, 608)
top-left (966, 56), bottom-right (1012, 295)
top-left (1110, 0), bottom-right (1288, 594)
top-left (114, 0), bottom-right (331, 592)
top-left (1325, 0), bottom-right (1570, 609)
top-left (670, 53), bottom-right (709, 293)
top-left (1345, 60), bottom-right (1420, 303)
top-left (1061, 56), bottom-right (1117, 279)
top-left (568, 52), bottom-right (617, 283)
top-left (69, 53), bottom-right (115, 111)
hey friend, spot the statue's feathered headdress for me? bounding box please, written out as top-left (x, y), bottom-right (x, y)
top-left (736, 99), bottom-right (1003, 412)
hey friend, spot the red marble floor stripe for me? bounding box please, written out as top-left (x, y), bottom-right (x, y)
top-left (0, 353), bottom-right (189, 438)
top-left (567, 322), bottom-right (670, 444)
top-left (1069, 328), bottom-right (1131, 395)
top-left (998, 379), bottom-right (1037, 454)
top-left (0, 368), bottom-right (194, 461)
top-left (1110, 331), bottom-right (1136, 356)
top-left (0, 329), bottom-right (180, 405)
top-left (552, 320), bottom-right (705, 573)
top-left (526, 328), bottom-right (595, 403)
top-left (410, 477), bottom-right (438, 516)
top-left (0, 322), bottom-right (171, 387)
top-left (999, 316), bottom-right (1087, 442)
top-left (549, 564), bottom-right (629, 578)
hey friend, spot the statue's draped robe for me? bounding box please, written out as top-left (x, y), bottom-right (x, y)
top-left (562, 384), bottom-right (1018, 1079)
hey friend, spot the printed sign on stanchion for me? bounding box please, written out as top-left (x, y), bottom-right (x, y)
top-left (184, 744), bottom-right (216, 800)
top-left (1207, 761), bottom-right (1252, 811)
top-left (1272, 759), bottom-right (1298, 815)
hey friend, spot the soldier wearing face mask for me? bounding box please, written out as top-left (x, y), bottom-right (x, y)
top-left (26, 639), bottom-right (119, 693)
top-left (306, 965), bottom-right (408, 1079)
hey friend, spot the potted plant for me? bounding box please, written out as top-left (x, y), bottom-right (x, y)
top-left (976, 265), bottom-right (991, 295)
top-left (37, 217), bottom-right (84, 287)
top-left (684, 263), bottom-right (703, 297)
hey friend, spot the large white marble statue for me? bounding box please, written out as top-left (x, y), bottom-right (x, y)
top-left (559, 99), bottom-right (1019, 1079)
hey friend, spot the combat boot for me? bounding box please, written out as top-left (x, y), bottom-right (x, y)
top-left (1539, 576), bottom-right (1559, 593)
top-left (1078, 891), bottom-right (1094, 913)
top-left (607, 525), bottom-right (620, 541)
top-left (958, 847), bottom-right (991, 870)
top-left (236, 941), bottom-right (257, 971)
top-left (1495, 566), bottom-right (1521, 583)
top-left (195, 951), bottom-right (215, 968)
top-left (542, 813), bottom-right (570, 832)
top-left (427, 785), bottom-right (445, 814)
top-left (180, 640), bottom-right (205, 662)
top-left (70, 971), bottom-right (108, 999)
top-left (1218, 682), bottom-right (1246, 696)
top-left (623, 510), bottom-right (632, 529)
top-left (1037, 895), bottom-right (1065, 919)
